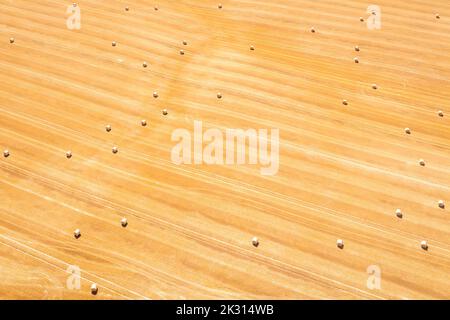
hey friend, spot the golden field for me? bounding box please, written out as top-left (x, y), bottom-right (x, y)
top-left (0, 0), bottom-right (449, 299)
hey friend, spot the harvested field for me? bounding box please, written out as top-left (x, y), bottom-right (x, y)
top-left (1, 0), bottom-right (450, 299)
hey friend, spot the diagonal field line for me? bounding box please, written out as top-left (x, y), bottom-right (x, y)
top-left (0, 233), bottom-right (140, 299)
top-left (0, 177), bottom-right (385, 299)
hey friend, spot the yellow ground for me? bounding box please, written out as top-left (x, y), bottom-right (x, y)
top-left (0, 0), bottom-right (449, 299)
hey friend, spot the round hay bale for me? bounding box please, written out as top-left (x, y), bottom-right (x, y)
top-left (421, 240), bottom-right (428, 250)
top-left (90, 283), bottom-right (98, 295)
top-left (252, 237), bottom-right (259, 247)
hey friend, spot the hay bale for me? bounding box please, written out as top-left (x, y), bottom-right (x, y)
top-left (421, 240), bottom-right (428, 250)
top-left (252, 237), bottom-right (259, 247)
top-left (90, 283), bottom-right (98, 295)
